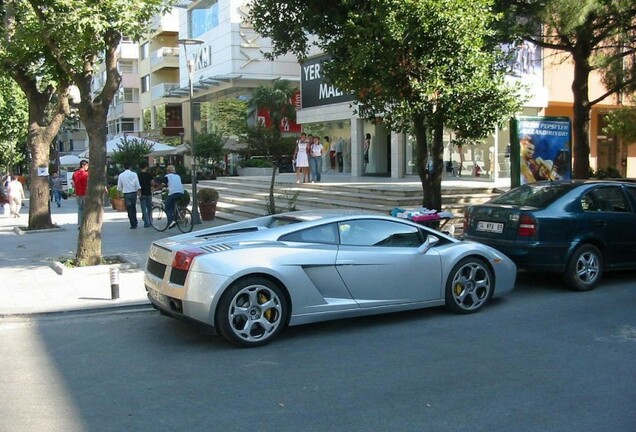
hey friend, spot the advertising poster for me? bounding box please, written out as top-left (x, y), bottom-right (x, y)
top-left (510, 116), bottom-right (572, 188)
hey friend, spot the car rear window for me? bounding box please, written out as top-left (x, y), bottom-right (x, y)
top-left (490, 183), bottom-right (575, 207)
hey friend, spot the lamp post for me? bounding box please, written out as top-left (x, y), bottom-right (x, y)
top-left (178, 38), bottom-right (204, 224)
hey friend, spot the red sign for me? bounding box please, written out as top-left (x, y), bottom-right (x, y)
top-left (256, 90), bottom-right (302, 134)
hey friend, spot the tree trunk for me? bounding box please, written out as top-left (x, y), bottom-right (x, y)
top-left (21, 87), bottom-right (68, 230)
top-left (75, 114), bottom-right (107, 266)
top-left (571, 51), bottom-right (592, 179)
top-left (414, 114), bottom-right (434, 209)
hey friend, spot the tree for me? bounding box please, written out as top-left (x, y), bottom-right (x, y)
top-left (190, 131), bottom-right (225, 178)
top-left (27, 0), bottom-right (167, 265)
top-left (110, 136), bottom-right (155, 168)
top-left (0, 76), bottom-right (28, 173)
top-left (495, 0), bottom-right (636, 179)
top-left (604, 106), bottom-right (636, 145)
top-left (251, 0), bottom-right (520, 210)
top-left (248, 80), bottom-right (297, 213)
top-left (1, 1), bottom-right (71, 230)
top-left (203, 98), bottom-right (248, 138)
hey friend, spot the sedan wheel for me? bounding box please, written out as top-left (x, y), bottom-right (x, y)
top-left (216, 277), bottom-right (287, 347)
top-left (445, 258), bottom-right (493, 314)
top-left (564, 244), bottom-right (603, 291)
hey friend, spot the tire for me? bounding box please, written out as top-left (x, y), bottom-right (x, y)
top-left (445, 257), bottom-right (493, 314)
top-left (176, 207), bottom-right (193, 233)
top-left (151, 205), bottom-right (168, 231)
top-left (563, 244), bottom-right (603, 291)
top-left (216, 277), bottom-right (288, 347)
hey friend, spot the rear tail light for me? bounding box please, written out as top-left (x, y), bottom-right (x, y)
top-left (172, 247), bottom-right (205, 271)
top-left (517, 214), bottom-right (537, 238)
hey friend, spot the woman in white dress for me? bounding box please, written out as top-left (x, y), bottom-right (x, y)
top-left (293, 132), bottom-right (310, 183)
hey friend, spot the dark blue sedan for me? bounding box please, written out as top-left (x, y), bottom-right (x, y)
top-left (463, 180), bottom-right (636, 291)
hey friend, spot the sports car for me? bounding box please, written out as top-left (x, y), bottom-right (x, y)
top-left (145, 211), bottom-right (517, 347)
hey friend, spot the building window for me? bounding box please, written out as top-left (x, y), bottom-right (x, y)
top-left (118, 59), bottom-right (136, 73)
top-left (123, 88), bottom-right (139, 103)
top-left (140, 42), bottom-right (149, 60)
top-left (141, 75), bottom-right (150, 93)
top-left (190, 0), bottom-right (219, 38)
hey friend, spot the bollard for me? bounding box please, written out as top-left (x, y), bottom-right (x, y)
top-left (109, 267), bottom-right (120, 300)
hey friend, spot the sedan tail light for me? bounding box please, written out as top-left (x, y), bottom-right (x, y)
top-left (517, 214), bottom-right (537, 238)
top-left (172, 247), bottom-right (205, 271)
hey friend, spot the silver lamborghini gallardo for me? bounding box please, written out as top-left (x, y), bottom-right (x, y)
top-left (145, 211), bottom-right (516, 347)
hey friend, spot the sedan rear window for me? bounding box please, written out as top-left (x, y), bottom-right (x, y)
top-left (490, 183), bottom-right (575, 207)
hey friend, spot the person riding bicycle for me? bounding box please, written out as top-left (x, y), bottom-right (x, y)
top-left (158, 165), bottom-right (184, 229)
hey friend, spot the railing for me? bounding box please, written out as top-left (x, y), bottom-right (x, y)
top-left (150, 47), bottom-right (179, 68)
top-left (150, 83), bottom-right (180, 100)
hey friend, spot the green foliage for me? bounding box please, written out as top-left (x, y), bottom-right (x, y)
top-left (0, 77), bottom-right (28, 172)
top-left (191, 131), bottom-right (225, 175)
top-left (591, 166), bottom-right (622, 179)
top-left (244, 158), bottom-right (274, 168)
top-left (202, 98), bottom-right (248, 137)
top-left (249, 80), bottom-right (297, 137)
top-left (111, 136), bottom-right (154, 167)
top-left (108, 185), bottom-right (122, 199)
top-left (197, 188), bottom-right (219, 203)
top-left (604, 107), bottom-right (636, 144)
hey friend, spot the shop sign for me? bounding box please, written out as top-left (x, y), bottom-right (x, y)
top-left (301, 55), bottom-right (355, 109)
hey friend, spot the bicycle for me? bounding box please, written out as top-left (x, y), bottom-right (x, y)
top-left (151, 191), bottom-right (193, 233)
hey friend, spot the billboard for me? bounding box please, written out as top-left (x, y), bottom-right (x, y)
top-left (301, 55), bottom-right (355, 109)
top-left (510, 116), bottom-right (572, 188)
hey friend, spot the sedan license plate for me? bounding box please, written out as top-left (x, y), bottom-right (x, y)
top-left (476, 221), bottom-right (504, 233)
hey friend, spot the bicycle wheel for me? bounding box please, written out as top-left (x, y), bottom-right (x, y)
top-left (175, 206), bottom-right (193, 233)
top-left (151, 205), bottom-right (169, 232)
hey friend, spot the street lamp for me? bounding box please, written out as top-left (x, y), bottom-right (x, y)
top-left (178, 38), bottom-right (204, 224)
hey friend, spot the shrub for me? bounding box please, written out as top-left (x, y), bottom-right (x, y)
top-left (197, 188), bottom-right (219, 203)
top-left (108, 185), bottom-right (122, 199)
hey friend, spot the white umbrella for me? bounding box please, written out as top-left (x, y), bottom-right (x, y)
top-left (78, 136), bottom-right (179, 157)
top-left (59, 154), bottom-right (83, 167)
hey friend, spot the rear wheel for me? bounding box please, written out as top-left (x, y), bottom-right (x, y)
top-left (216, 277), bottom-right (288, 347)
top-left (151, 205), bottom-right (168, 231)
top-left (564, 244), bottom-right (603, 291)
top-left (175, 207), bottom-right (193, 233)
top-left (445, 257), bottom-right (493, 314)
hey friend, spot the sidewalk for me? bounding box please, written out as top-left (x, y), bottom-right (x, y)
top-left (0, 198), bottom-right (225, 317)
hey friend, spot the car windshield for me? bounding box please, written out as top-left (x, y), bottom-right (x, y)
top-left (490, 183), bottom-right (575, 207)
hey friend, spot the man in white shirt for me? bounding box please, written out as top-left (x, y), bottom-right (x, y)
top-left (117, 162), bottom-right (141, 229)
top-left (7, 176), bottom-right (26, 218)
top-left (160, 165), bottom-right (184, 229)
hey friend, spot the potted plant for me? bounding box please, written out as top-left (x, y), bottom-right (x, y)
top-left (197, 187), bottom-right (219, 221)
top-left (108, 186), bottom-right (126, 212)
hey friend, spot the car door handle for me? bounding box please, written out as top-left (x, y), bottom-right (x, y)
top-left (594, 220), bottom-right (607, 227)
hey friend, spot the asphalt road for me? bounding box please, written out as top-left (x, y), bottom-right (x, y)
top-left (1, 271), bottom-right (635, 432)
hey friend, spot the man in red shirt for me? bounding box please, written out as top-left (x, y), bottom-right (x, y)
top-left (71, 160), bottom-right (89, 228)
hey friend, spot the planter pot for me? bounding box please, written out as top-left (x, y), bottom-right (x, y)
top-left (199, 202), bottom-right (217, 221)
top-left (111, 197), bottom-right (126, 212)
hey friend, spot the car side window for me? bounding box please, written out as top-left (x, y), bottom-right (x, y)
top-left (279, 223), bottom-right (338, 244)
top-left (625, 186), bottom-right (636, 211)
top-left (589, 187), bottom-right (628, 212)
top-left (338, 220), bottom-right (422, 247)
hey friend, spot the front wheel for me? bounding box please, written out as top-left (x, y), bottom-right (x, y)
top-left (563, 244), bottom-right (603, 291)
top-left (445, 257), bottom-right (493, 314)
top-left (151, 205), bottom-right (168, 231)
top-left (216, 277), bottom-right (288, 347)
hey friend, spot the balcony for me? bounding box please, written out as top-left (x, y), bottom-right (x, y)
top-left (150, 47), bottom-right (179, 71)
top-left (150, 83), bottom-right (183, 101)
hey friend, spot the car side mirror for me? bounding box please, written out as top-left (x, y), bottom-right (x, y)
top-left (417, 235), bottom-right (440, 254)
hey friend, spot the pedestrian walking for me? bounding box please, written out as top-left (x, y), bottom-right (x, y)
top-left (309, 135), bottom-right (324, 182)
top-left (7, 175), bottom-right (26, 218)
top-left (71, 160), bottom-right (89, 228)
top-left (117, 162), bottom-right (141, 229)
top-left (137, 161), bottom-right (154, 228)
top-left (50, 171), bottom-right (64, 208)
top-left (293, 132), bottom-right (310, 184)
